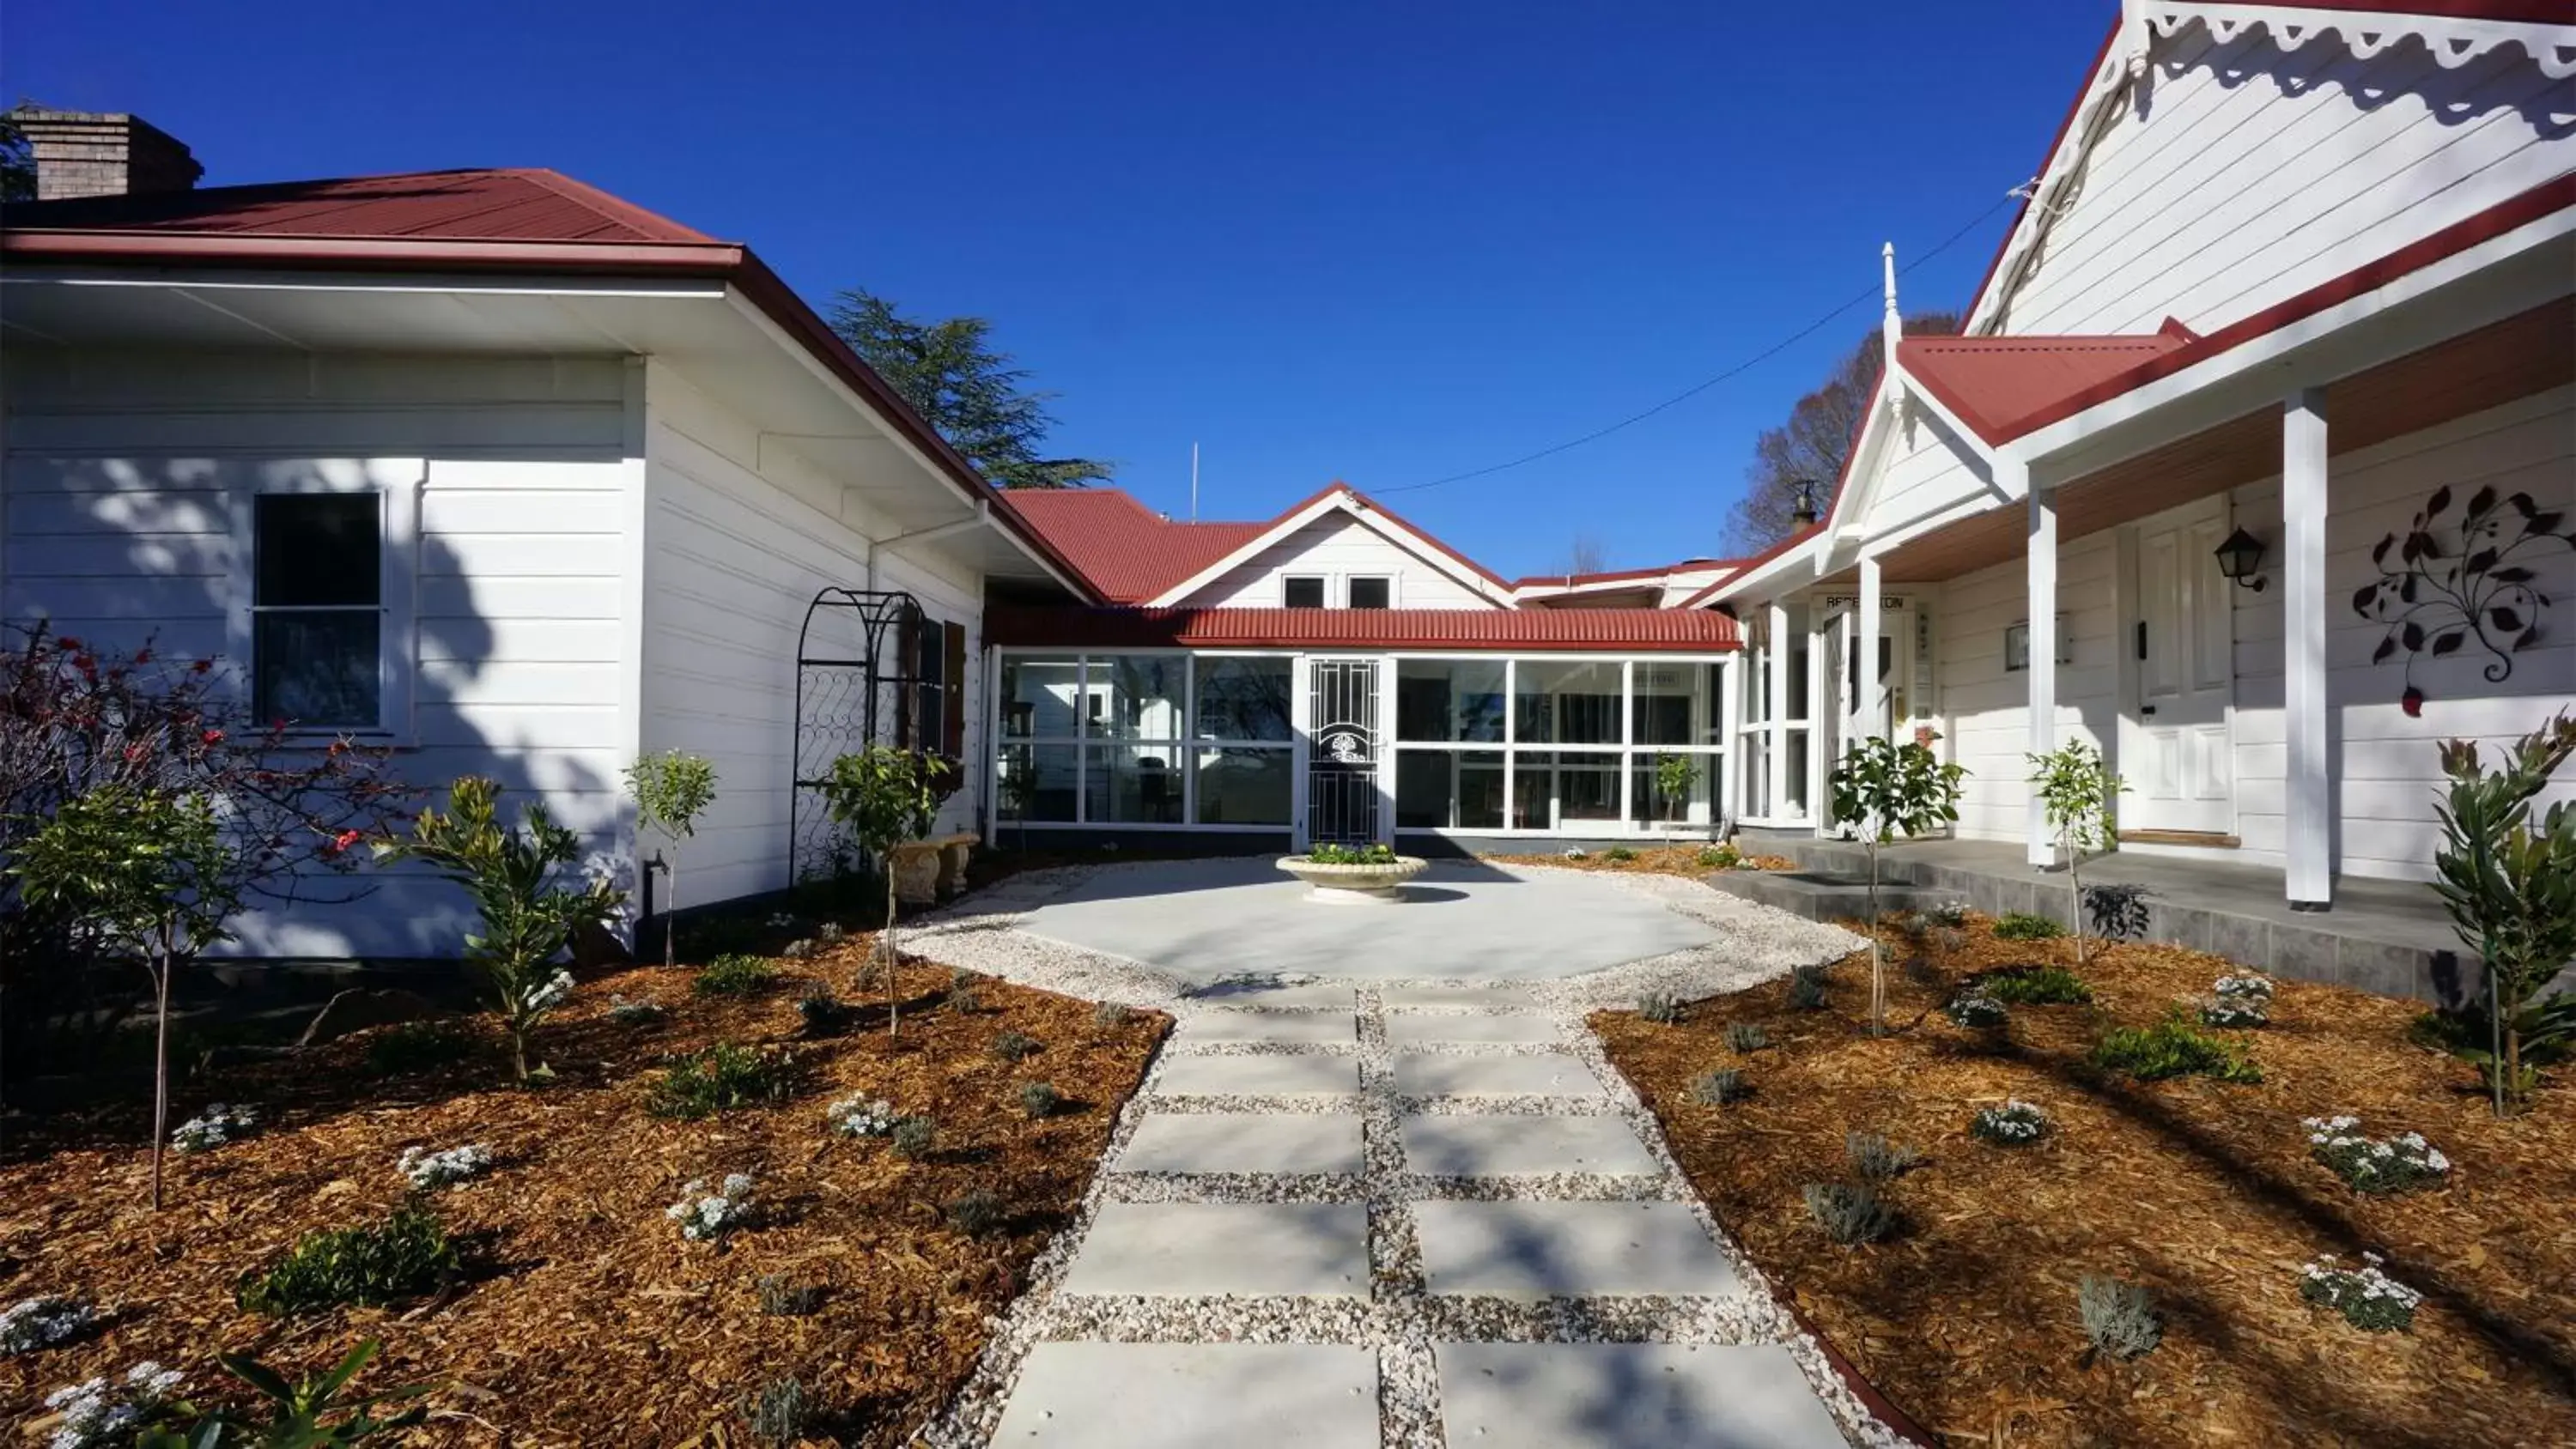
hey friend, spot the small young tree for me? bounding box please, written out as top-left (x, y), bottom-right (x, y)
top-left (2430, 711), bottom-right (2576, 1116)
top-left (623, 749), bottom-right (718, 969)
top-left (2029, 739), bottom-right (2126, 967)
top-left (1828, 734), bottom-right (1967, 1034)
top-left (1653, 754), bottom-right (1702, 829)
top-left (818, 746), bottom-right (949, 1036)
top-left (376, 778), bottom-right (622, 1082)
top-left (9, 785), bottom-right (240, 1208)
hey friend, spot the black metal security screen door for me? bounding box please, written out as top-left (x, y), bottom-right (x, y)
top-left (1306, 658), bottom-right (1381, 846)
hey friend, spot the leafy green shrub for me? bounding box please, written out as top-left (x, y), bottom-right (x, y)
top-left (1305, 841), bottom-right (1399, 865)
top-left (2089, 1015), bottom-right (2262, 1083)
top-left (2430, 711), bottom-right (2576, 1115)
top-left (890, 1116), bottom-right (936, 1159)
top-left (362, 1022), bottom-right (477, 1076)
top-left (140, 1339), bottom-right (432, 1447)
top-left (991, 1029), bottom-right (1041, 1062)
top-left (797, 984), bottom-right (853, 1038)
top-left (1975, 964), bottom-right (2093, 1005)
top-left (236, 1203), bottom-right (457, 1316)
top-left (1828, 733), bottom-right (1968, 1034)
top-left (1787, 964), bottom-right (1829, 1011)
top-left (944, 1190), bottom-right (1006, 1235)
top-left (2299, 1253), bottom-right (2421, 1333)
top-left (1602, 846), bottom-right (1637, 863)
top-left (756, 1275), bottom-right (823, 1318)
top-left (743, 1376), bottom-right (814, 1446)
top-left (1018, 1080), bottom-right (1063, 1119)
top-left (647, 1043), bottom-right (801, 1119)
top-left (1725, 1020), bottom-right (1769, 1053)
top-left (1637, 991), bottom-right (1683, 1024)
top-left (1802, 1181), bottom-right (1896, 1245)
top-left (1690, 1068), bottom-right (1748, 1106)
top-left (1844, 1131), bottom-right (1919, 1184)
top-left (694, 953), bottom-right (777, 997)
top-left (1697, 845), bottom-right (1740, 870)
top-left (625, 749), bottom-right (719, 972)
top-left (1093, 1000), bottom-right (1136, 1028)
top-left (2077, 1274), bottom-right (2162, 1360)
top-left (1994, 912), bottom-right (2063, 941)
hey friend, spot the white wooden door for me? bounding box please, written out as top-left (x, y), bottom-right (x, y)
top-left (2127, 500), bottom-right (2234, 836)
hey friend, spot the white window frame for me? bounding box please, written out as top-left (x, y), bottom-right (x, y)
top-left (1281, 574), bottom-right (1328, 609)
top-left (1343, 573), bottom-right (1394, 609)
top-left (989, 649), bottom-right (1295, 833)
top-left (224, 458), bottom-right (422, 743)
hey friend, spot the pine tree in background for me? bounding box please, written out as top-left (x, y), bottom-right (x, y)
top-left (828, 288), bottom-right (1113, 490)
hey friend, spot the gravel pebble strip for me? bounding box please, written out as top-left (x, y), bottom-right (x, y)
top-left (1143, 1093), bottom-right (1368, 1114)
top-left (909, 861), bottom-right (1904, 1449)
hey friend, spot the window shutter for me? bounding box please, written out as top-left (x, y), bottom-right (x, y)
top-left (942, 621), bottom-right (968, 758)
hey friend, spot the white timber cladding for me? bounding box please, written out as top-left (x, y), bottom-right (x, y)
top-left (639, 362), bottom-right (984, 908)
top-left (1854, 412), bottom-right (1998, 543)
top-left (1932, 528), bottom-right (2123, 848)
top-left (1174, 512), bottom-right (1504, 609)
top-left (0, 349), bottom-right (639, 958)
top-left (1986, 21), bottom-right (2568, 337)
top-left (2227, 385), bottom-right (2576, 882)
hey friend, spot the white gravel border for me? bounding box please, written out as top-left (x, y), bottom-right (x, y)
top-left (909, 860), bottom-right (1904, 1449)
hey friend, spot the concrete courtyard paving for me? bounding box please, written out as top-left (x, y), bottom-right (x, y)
top-left (1009, 856), bottom-right (1719, 982)
top-left (913, 862), bottom-right (1879, 1448)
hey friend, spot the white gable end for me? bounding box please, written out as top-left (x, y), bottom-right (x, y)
top-left (1983, 20), bottom-right (2569, 337)
top-left (1174, 511), bottom-right (1504, 609)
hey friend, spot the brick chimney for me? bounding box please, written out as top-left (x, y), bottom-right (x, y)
top-left (10, 106), bottom-right (203, 201)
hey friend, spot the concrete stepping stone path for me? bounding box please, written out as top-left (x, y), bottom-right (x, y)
top-left (928, 983), bottom-right (1880, 1447)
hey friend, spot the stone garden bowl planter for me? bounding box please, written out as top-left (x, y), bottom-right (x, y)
top-left (1276, 854), bottom-right (1430, 903)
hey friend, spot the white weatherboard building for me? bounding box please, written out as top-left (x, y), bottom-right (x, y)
top-left (3, 0), bottom-right (2571, 979)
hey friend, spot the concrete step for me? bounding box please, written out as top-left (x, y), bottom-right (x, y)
top-left (1701, 865), bottom-right (1967, 925)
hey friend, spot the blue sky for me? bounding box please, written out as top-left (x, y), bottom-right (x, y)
top-left (7, 2), bottom-right (2111, 578)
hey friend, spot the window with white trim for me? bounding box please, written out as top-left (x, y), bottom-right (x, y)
top-left (1283, 575), bottom-right (1326, 609)
top-left (252, 493), bottom-right (385, 730)
top-left (1345, 575), bottom-right (1392, 609)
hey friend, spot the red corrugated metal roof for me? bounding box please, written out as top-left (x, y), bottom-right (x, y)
top-left (0, 167), bottom-right (719, 244)
top-left (994, 490), bottom-right (1267, 603)
top-left (986, 605), bottom-right (1739, 652)
top-left (1898, 332), bottom-right (2190, 445)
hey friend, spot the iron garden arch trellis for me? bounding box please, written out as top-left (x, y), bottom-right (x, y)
top-left (788, 586), bottom-right (930, 885)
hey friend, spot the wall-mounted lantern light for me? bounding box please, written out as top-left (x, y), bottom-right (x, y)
top-left (1789, 478), bottom-right (1821, 527)
top-left (2213, 527), bottom-right (2268, 591)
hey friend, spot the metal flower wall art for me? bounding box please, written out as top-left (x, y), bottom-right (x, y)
top-left (2351, 483), bottom-right (2572, 716)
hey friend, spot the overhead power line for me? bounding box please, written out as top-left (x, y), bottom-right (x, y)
top-left (1376, 191), bottom-right (2021, 495)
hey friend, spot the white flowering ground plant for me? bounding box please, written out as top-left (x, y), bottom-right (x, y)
top-left (2200, 996), bottom-right (2269, 1028)
top-left (2303, 1117), bottom-right (2451, 1194)
top-left (827, 1094), bottom-right (896, 1138)
top-left (2299, 1252), bottom-right (2422, 1333)
top-left (169, 1104), bottom-right (255, 1154)
top-left (42, 1362), bottom-right (183, 1449)
top-left (2214, 973), bottom-right (2275, 1001)
top-left (397, 1143), bottom-right (494, 1191)
top-left (1971, 1099), bottom-right (2050, 1145)
top-left (666, 1173), bottom-right (757, 1242)
top-left (1, 1296), bottom-right (97, 1357)
top-left (1945, 990), bottom-right (2008, 1029)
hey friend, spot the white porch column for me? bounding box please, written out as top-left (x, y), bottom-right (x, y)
top-left (1765, 601), bottom-right (1790, 818)
top-left (2285, 390), bottom-right (2332, 908)
top-left (1857, 555), bottom-right (1885, 742)
top-left (2021, 464), bottom-right (2057, 869)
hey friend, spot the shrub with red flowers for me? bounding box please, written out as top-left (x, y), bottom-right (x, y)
top-left (1, 621), bottom-right (415, 1084)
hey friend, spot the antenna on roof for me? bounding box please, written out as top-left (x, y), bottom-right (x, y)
top-left (1190, 442), bottom-right (1200, 522)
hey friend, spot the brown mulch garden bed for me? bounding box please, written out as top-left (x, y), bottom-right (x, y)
top-left (1593, 917), bottom-right (2576, 1448)
top-left (1483, 844), bottom-right (1797, 875)
top-left (2, 946), bottom-right (1166, 1446)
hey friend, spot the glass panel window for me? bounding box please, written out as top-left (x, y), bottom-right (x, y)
top-left (1786, 629), bottom-right (1812, 722)
top-left (1346, 576), bottom-right (1391, 609)
top-left (1631, 662), bottom-right (1721, 747)
top-left (1395, 749), bottom-right (1504, 830)
top-left (1631, 754), bottom-right (1720, 830)
top-left (996, 743), bottom-right (1079, 822)
top-left (999, 656), bottom-right (1081, 738)
top-left (1090, 655), bottom-right (1184, 739)
top-left (1784, 731), bottom-right (1812, 815)
top-left (1194, 747), bottom-right (1291, 824)
top-left (1514, 660), bottom-right (1622, 745)
top-left (1283, 576), bottom-right (1326, 609)
top-left (1514, 750), bottom-right (1621, 827)
top-left (1194, 657), bottom-right (1293, 742)
top-left (252, 493), bottom-right (381, 728)
top-left (1395, 658), bottom-right (1505, 743)
top-left (1084, 745), bottom-right (1186, 823)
